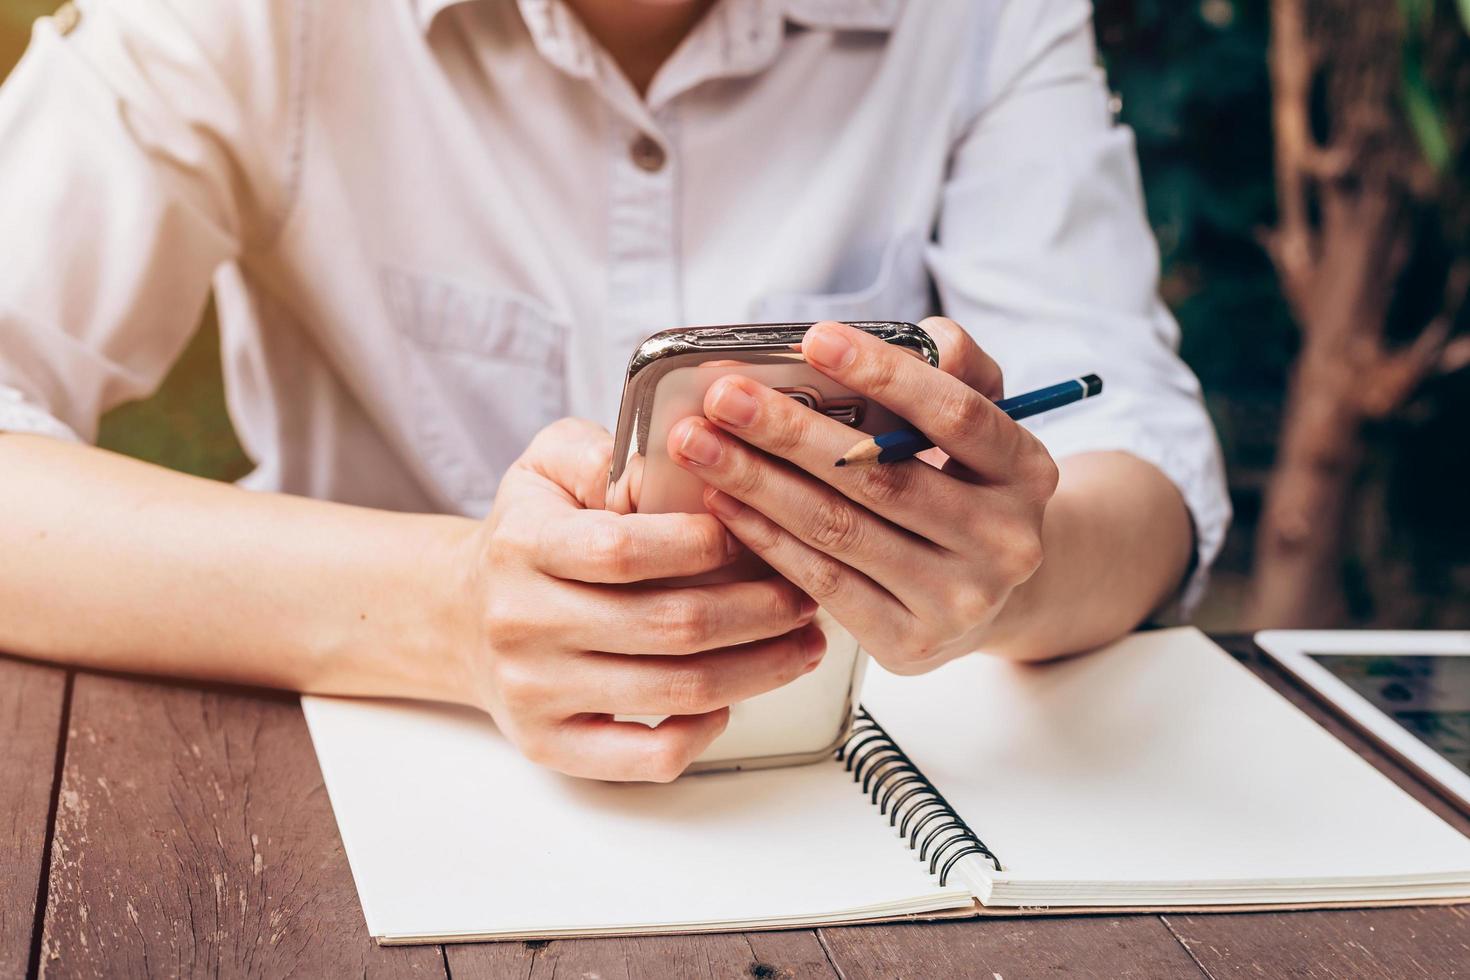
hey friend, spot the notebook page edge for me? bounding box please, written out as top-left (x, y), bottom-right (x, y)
top-left (301, 694), bottom-right (387, 938)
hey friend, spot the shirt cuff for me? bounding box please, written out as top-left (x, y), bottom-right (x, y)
top-left (0, 386), bottom-right (83, 443)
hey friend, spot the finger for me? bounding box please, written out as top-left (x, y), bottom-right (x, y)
top-left (801, 320), bottom-right (1022, 479)
top-left (556, 575), bottom-right (817, 655)
top-left (570, 624), bottom-right (827, 716)
top-left (519, 417), bottom-right (616, 509)
top-left (606, 451), bottom-right (646, 514)
top-left (537, 710), bottom-right (731, 782)
top-left (700, 373), bottom-right (978, 549)
top-left (669, 415), bottom-right (954, 609)
top-left (533, 509), bottom-right (738, 583)
top-left (702, 487), bottom-right (919, 662)
top-left (919, 316), bottom-right (1004, 399)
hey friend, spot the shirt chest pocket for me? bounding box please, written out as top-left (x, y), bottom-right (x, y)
top-left (751, 233), bottom-right (934, 324)
top-left (382, 269), bottom-right (567, 516)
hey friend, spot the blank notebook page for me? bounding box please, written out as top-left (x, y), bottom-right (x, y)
top-left (862, 628), bottom-right (1470, 895)
top-left (302, 697), bottom-right (969, 941)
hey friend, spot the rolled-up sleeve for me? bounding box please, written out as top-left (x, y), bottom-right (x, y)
top-left (928, 0), bottom-right (1231, 617)
top-left (0, 0), bottom-right (293, 444)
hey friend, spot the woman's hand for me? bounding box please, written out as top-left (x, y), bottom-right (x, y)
top-left (460, 418), bottom-right (825, 781)
top-left (667, 318), bottom-right (1059, 675)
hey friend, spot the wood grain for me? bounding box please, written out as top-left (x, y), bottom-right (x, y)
top-left (817, 916), bottom-right (1208, 979)
top-left (1164, 905), bottom-right (1470, 979)
top-left (447, 928), bottom-right (840, 979)
top-left (35, 673), bottom-right (445, 979)
top-left (0, 657), bottom-right (67, 979)
top-left (19, 634), bottom-right (1470, 979)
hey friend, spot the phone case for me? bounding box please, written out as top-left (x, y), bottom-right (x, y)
top-left (607, 323), bottom-right (939, 773)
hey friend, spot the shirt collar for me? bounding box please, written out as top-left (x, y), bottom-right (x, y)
top-left (411, 0), bottom-right (902, 37)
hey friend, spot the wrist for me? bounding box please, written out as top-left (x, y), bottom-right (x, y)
top-left (415, 512), bottom-right (489, 708)
top-left (304, 508), bottom-right (483, 706)
top-left (438, 515), bottom-right (496, 709)
top-left (969, 452), bottom-right (1193, 662)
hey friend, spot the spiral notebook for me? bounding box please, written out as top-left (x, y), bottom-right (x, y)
top-left (302, 628), bottom-right (1470, 944)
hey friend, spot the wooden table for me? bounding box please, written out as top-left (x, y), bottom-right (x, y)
top-left (4, 636), bottom-right (1468, 979)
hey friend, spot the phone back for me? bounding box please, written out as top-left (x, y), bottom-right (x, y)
top-left (607, 323), bottom-right (936, 772)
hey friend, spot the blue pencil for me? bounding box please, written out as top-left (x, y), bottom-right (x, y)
top-left (834, 374), bottom-right (1104, 467)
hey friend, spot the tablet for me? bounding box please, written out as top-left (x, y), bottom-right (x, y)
top-left (1256, 630), bottom-right (1470, 816)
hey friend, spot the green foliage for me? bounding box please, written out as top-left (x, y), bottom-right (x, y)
top-left (94, 306), bottom-right (252, 480)
top-left (1094, 0), bottom-right (1297, 473)
top-left (1097, 0), bottom-right (1470, 626)
top-left (1400, 0), bottom-right (1455, 172)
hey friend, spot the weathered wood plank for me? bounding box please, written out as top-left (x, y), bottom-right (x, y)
top-left (817, 916), bottom-right (1208, 979)
top-left (27, 632), bottom-right (1470, 979)
top-left (743, 929), bottom-right (843, 979)
top-left (1164, 905), bottom-right (1470, 979)
top-left (447, 928), bottom-right (839, 980)
top-left (0, 656), bottom-right (67, 979)
top-left (36, 673), bottom-right (446, 979)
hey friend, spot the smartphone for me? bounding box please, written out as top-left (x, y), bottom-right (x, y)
top-left (606, 322), bottom-right (939, 773)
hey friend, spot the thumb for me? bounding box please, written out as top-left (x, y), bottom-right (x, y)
top-left (518, 418), bottom-right (615, 510)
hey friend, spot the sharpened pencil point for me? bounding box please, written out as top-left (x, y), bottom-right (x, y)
top-left (834, 458), bottom-right (847, 467)
top-left (836, 438), bottom-right (885, 468)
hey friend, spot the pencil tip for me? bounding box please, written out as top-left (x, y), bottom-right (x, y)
top-left (834, 458), bottom-right (847, 467)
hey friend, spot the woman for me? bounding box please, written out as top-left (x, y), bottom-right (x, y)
top-left (0, 0), bottom-right (1228, 780)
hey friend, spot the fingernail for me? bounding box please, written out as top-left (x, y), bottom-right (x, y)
top-left (798, 595), bottom-right (819, 619)
top-left (708, 379), bottom-right (759, 427)
top-left (675, 421), bottom-right (722, 466)
top-left (723, 531), bottom-right (742, 562)
top-left (804, 323), bottom-right (855, 371)
top-left (803, 626), bottom-right (828, 669)
top-left (705, 488), bottom-right (743, 520)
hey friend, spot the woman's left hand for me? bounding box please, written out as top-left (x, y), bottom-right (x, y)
top-left (667, 317), bottom-right (1060, 675)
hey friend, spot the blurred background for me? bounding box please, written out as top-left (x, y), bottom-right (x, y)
top-left (1, 0), bottom-right (1466, 630)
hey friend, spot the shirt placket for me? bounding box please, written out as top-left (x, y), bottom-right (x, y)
top-left (605, 107), bottom-right (681, 353)
top-left (515, 0), bottom-right (787, 363)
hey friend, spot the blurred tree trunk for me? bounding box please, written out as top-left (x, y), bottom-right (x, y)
top-left (1251, 0), bottom-right (1469, 626)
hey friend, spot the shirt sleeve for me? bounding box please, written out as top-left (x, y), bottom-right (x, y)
top-left (0, 0), bottom-right (300, 444)
top-left (925, 0), bottom-right (1232, 619)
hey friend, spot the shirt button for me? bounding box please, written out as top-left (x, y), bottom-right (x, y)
top-left (629, 133), bottom-right (666, 173)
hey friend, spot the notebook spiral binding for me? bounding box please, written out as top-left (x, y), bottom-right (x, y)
top-left (836, 707), bottom-right (1002, 886)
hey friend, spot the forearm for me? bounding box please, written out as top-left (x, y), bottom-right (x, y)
top-left (0, 434), bottom-right (478, 702)
top-left (979, 450), bottom-right (1195, 661)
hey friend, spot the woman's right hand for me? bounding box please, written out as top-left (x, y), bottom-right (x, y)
top-left (455, 418), bottom-right (827, 782)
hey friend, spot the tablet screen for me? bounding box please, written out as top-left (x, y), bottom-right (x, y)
top-left (1309, 654), bottom-right (1470, 778)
